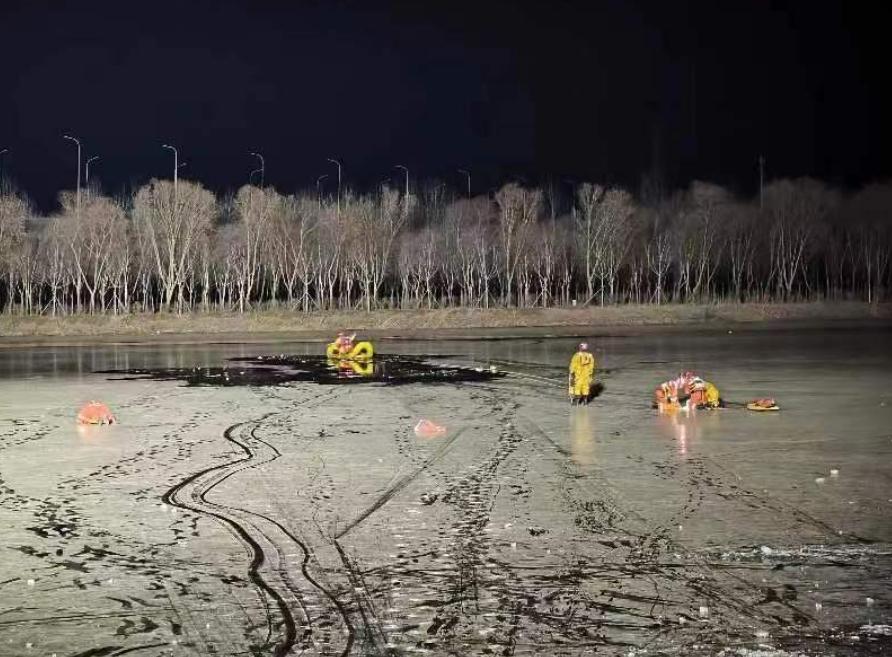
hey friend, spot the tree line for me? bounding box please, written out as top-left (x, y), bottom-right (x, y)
top-left (0, 175), bottom-right (890, 315)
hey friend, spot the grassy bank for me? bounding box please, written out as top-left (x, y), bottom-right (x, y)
top-left (1, 302), bottom-right (890, 344)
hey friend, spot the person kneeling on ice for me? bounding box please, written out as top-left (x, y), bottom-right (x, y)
top-left (568, 342), bottom-right (596, 405)
top-left (654, 371), bottom-right (722, 410)
top-left (654, 372), bottom-right (689, 408)
top-left (687, 376), bottom-right (723, 409)
top-left (333, 331), bottom-right (356, 356)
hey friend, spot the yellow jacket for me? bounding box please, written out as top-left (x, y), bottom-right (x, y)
top-left (569, 351), bottom-right (595, 380)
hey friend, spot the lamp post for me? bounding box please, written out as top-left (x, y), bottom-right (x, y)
top-left (394, 164), bottom-right (409, 197)
top-left (458, 168), bottom-right (470, 198)
top-left (63, 135), bottom-right (82, 217)
top-left (316, 174), bottom-right (328, 207)
top-left (758, 155), bottom-right (765, 210)
top-left (327, 158), bottom-right (342, 215)
top-left (250, 151), bottom-right (265, 187)
top-left (162, 144), bottom-right (178, 199)
top-left (85, 156), bottom-right (100, 186)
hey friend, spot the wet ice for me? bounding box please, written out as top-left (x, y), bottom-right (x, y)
top-left (0, 329), bottom-right (891, 655)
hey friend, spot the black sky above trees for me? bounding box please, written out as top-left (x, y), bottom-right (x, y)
top-left (1, 0), bottom-right (889, 211)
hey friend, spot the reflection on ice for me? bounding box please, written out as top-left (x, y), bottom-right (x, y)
top-left (569, 406), bottom-right (596, 467)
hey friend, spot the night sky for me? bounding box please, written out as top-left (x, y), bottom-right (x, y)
top-left (1, 0), bottom-right (889, 211)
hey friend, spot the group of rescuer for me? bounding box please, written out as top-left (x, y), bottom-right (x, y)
top-left (325, 331), bottom-right (722, 412)
top-left (652, 370), bottom-right (723, 411)
top-left (567, 342), bottom-right (723, 410)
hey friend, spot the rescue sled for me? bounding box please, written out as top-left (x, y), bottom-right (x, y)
top-left (746, 398), bottom-right (780, 412)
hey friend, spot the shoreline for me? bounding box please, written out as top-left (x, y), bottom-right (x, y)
top-left (1, 301), bottom-right (890, 348)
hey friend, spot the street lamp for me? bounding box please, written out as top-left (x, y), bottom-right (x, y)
top-left (85, 156), bottom-right (100, 186)
top-left (458, 168), bottom-right (471, 198)
top-left (316, 174), bottom-right (328, 207)
top-left (394, 164), bottom-right (409, 197)
top-left (63, 135), bottom-right (82, 217)
top-left (327, 158), bottom-right (342, 215)
top-left (250, 151), bottom-right (265, 187)
top-left (162, 144), bottom-right (178, 198)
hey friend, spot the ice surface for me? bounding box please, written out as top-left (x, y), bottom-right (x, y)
top-left (0, 327), bottom-right (891, 655)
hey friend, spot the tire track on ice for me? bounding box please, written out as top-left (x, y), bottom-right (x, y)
top-left (162, 388), bottom-right (355, 656)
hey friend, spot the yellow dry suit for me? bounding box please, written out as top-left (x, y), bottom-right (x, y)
top-left (569, 351), bottom-right (596, 401)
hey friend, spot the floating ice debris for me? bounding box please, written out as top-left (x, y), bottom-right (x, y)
top-left (755, 629), bottom-right (770, 639)
top-left (866, 597), bottom-right (875, 606)
top-left (26, 579), bottom-right (35, 586)
top-left (814, 602), bottom-right (822, 611)
top-left (760, 546), bottom-right (773, 556)
top-left (699, 606), bottom-right (709, 617)
top-left (25, 643), bottom-right (32, 649)
top-left (678, 616), bottom-right (686, 624)
top-left (860, 624), bottom-right (892, 636)
top-left (815, 477), bottom-right (826, 484)
top-left (830, 469), bottom-right (839, 477)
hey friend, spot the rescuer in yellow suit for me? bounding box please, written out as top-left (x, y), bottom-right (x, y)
top-left (689, 377), bottom-right (723, 409)
top-left (568, 342), bottom-right (596, 405)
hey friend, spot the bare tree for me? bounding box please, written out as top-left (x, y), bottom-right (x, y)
top-left (133, 179), bottom-right (217, 311)
top-left (764, 178), bottom-right (838, 300)
top-left (231, 185), bottom-right (280, 311)
top-left (58, 191), bottom-right (127, 313)
top-left (0, 190), bottom-right (28, 313)
top-left (672, 182), bottom-right (727, 302)
top-left (495, 183), bottom-right (541, 306)
top-left (353, 187), bottom-right (411, 311)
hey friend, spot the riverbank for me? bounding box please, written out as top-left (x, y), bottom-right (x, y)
top-left (1, 301), bottom-right (890, 347)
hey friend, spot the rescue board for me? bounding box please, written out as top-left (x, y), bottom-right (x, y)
top-left (746, 401), bottom-right (780, 412)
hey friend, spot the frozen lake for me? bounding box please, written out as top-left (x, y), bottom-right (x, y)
top-left (1, 326), bottom-right (891, 656)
